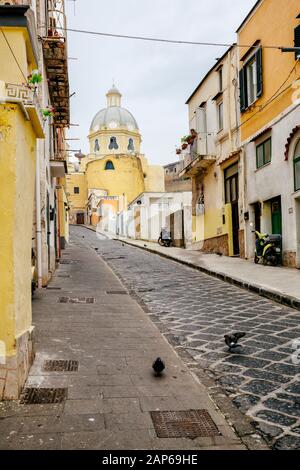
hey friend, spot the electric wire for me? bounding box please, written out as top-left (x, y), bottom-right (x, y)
top-left (58, 26), bottom-right (298, 52)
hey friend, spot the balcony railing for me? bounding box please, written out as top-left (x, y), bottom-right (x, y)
top-left (46, 0), bottom-right (67, 40)
top-left (42, 1), bottom-right (69, 127)
top-left (179, 136), bottom-right (216, 179)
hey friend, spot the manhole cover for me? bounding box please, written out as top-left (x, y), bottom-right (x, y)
top-left (106, 290), bottom-right (128, 295)
top-left (150, 410), bottom-right (220, 439)
top-left (58, 297), bottom-right (95, 304)
top-left (44, 360), bottom-right (79, 372)
top-left (20, 388), bottom-right (67, 405)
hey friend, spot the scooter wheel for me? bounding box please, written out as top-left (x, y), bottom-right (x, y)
top-left (254, 254), bottom-right (259, 264)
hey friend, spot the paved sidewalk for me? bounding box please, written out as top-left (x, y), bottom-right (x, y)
top-left (0, 233), bottom-right (256, 450)
top-left (116, 237), bottom-right (300, 310)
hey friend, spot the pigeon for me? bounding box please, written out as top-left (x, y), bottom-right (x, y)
top-left (224, 332), bottom-right (246, 351)
top-left (152, 357), bottom-right (165, 376)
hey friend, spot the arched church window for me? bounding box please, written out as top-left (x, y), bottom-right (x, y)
top-left (128, 138), bottom-right (135, 152)
top-left (294, 140), bottom-right (300, 192)
top-left (105, 160), bottom-right (115, 170)
top-left (109, 137), bottom-right (119, 150)
top-left (94, 139), bottom-right (100, 152)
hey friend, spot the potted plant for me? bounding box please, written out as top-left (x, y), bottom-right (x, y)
top-left (28, 69), bottom-right (42, 85)
top-left (181, 142), bottom-right (188, 150)
top-left (42, 106), bottom-right (55, 118)
top-left (176, 148), bottom-right (182, 155)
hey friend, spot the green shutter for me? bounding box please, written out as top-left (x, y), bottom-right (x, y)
top-left (239, 68), bottom-right (247, 112)
top-left (256, 47), bottom-right (263, 97)
top-left (294, 25), bottom-right (300, 60)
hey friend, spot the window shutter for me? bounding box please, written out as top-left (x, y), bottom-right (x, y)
top-left (256, 47), bottom-right (263, 97)
top-left (239, 68), bottom-right (247, 112)
top-left (294, 25), bottom-right (300, 60)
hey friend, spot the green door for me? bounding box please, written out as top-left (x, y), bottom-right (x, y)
top-left (271, 198), bottom-right (282, 235)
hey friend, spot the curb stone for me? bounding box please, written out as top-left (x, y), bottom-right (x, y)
top-left (116, 238), bottom-right (300, 313)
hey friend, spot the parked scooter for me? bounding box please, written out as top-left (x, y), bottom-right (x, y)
top-left (158, 228), bottom-right (172, 247)
top-left (253, 230), bottom-right (282, 266)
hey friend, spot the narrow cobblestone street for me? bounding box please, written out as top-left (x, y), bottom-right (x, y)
top-left (0, 226), bottom-right (252, 451)
top-left (68, 227), bottom-right (300, 450)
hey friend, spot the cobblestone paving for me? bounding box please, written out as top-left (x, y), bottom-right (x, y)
top-left (73, 227), bottom-right (300, 450)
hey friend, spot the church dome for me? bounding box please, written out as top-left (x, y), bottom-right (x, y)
top-left (90, 85), bottom-right (139, 132)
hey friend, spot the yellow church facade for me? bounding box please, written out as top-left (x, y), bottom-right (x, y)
top-left (67, 86), bottom-right (164, 226)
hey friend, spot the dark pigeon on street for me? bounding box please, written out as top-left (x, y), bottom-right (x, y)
top-left (224, 332), bottom-right (246, 352)
top-left (152, 357), bottom-right (165, 376)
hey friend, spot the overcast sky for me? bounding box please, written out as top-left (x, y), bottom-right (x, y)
top-left (66, 0), bottom-right (256, 166)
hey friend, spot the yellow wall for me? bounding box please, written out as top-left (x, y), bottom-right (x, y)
top-left (0, 104), bottom-right (36, 356)
top-left (86, 155), bottom-right (145, 204)
top-left (239, 0), bottom-right (300, 141)
top-left (0, 29), bottom-right (36, 85)
top-left (66, 173), bottom-right (87, 211)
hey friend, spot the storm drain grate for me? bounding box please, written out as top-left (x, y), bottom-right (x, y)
top-left (20, 388), bottom-right (68, 405)
top-left (43, 360), bottom-right (79, 372)
top-left (58, 297), bottom-right (95, 304)
top-left (57, 275), bottom-right (70, 278)
top-left (105, 256), bottom-right (126, 260)
top-left (46, 287), bottom-right (62, 290)
top-left (150, 410), bottom-right (220, 439)
top-left (106, 290), bottom-right (128, 295)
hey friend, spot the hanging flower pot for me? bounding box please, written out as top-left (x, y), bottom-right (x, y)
top-left (176, 149), bottom-right (182, 155)
top-left (42, 106), bottom-right (55, 118)
top-left (181, 143), bottom-right (188, 150)
top-left (28, 69), bottom-right (43, 85)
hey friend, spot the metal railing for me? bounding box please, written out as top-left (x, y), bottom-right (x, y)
top-left (46, 0), bottom-right (67, 40)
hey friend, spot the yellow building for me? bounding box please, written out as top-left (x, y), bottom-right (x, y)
top-left (67, 86), bottom-right (165, 226)
top-left (0, 4), bottom-right (44, 399)
top-left (237, 0), bottom-right (300, 267)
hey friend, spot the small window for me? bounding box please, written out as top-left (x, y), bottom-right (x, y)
top-left (218, 68), bottom-right (223, 91)
top-left (127, 138), bottom-right (135, 151)
top-left (294, 140), bottom-right (300, 191)
top-left (240, 47), bottom-right (263, 112)
top-left (94, 139), bottom-right (100, 152)
top-left (217, 101), bottom-right (224, 131)
top-left (246, 56), bottom-right (258, 105)
top-left (74, 187), bottom-right (80, 194)
top-left (105, 160), bottom-right (115, 170)
top-left (256, 138), bottom-right (272, 169)
top-left (109, 136), bottom-right (119, 150)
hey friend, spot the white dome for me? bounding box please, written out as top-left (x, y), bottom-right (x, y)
top-left (90, 106), bottom-right (139, 133)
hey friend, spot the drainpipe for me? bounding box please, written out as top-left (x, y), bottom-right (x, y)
top-left (35, 140), bottom-right (43, 289)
